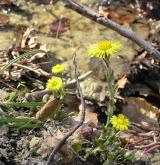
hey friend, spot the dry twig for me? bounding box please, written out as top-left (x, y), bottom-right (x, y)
top-left (64, 0), bottom-right (160, 59)
top-left (135, 142), bottom-right (160, 149)
top-left (46, 52), bottom-right (86, 165)
top-left (25, 71), bottom-right (92, 101)
top-left (66, 70), bottom-right (92, 87)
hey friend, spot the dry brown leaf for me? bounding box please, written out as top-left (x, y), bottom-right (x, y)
top-left (84, 110), bottom-right (98, 125)
top-left (33, 93), bottom-right (80, 120)
top-left (99, 6), bottom-right (110, 18)
top-left (35, 98), bottom-right (60, 120)
top-left (49, 18), bottom-right (70, 33)
top-left (136, 51), bottom-right (148, 60)
top-left (37, 133), bottom-right (78, 163)
top-left (99, 6), bottom-right (137, 25)
top-left (64, 93), bottom-right (80, 112)
top-left (118, 14), bottom-right (137, 25)
top-left (37, 131), bottom-right (62, 158)
top-left (69, 104), bottom-right (98, 139)
top-left (116, 75), bottom-right (127, 89)
top-left (0, 0), bottom-right (12, 7)
top-left (74, 104), bottom-right (98, 125)
top-left (122, 97), bottom-right (160, 131)
top-left (20, 27), bottom-right (34, 49)
top-left (0, 13), bottom-right (9, 25)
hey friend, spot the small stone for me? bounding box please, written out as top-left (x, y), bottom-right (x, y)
top-left (0, 89), bottom-right (9, 101)
top-left (29, 137), bottom-right (41, 149)
top-left (80, 77), bottom-right (104, 100)
top-left (0, 125), bottom-right (9, 136)
top-left (88, 57), bottom-right (107, 81)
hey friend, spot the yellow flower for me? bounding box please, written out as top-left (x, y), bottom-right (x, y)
top-left (46, 77), bottom-right (63, 92)
top-left (88, 40), bottom-right (122, 58)
top-left (111, 114), bottom-right (130, 131)
top-left (52, 64), bottom-right (65, 74)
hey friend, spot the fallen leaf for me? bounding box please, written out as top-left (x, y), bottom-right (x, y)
top-left (74, 104), bottom-right (98, 126)
top-left (116, 75), bottom-right (127, 89)
top-left (49, 18), bottom-right (70, 33)
top-left (35, 98), bottom-right (60, 120)
top-left (37, 129), bottom-right (63, 157)
top-left (20, 27), bottom-right (34, 49)
top-left (122, 97), bottom-right (160, 131)
top-left (64, 93), bottom-right (80, 112)
top-left (37, 133), bottom-right (78, 163)
top-left (99, 6), bottom-right (137, 25)
top-left (0, 0), bottom-right (12, 7)
top-left (0, 13), bottom-right (9, 25)
top-left (99, 6), bottom-right (110, 18)
top-left (118, 14), bottom-right (137, 25)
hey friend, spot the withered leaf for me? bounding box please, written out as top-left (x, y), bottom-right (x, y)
top-left (74, 104), bottom-right (98, 125)
top-left (36, 98), bottom-right (60, 120)
top-left (99, 6), bottom-right (137, 25)
top-left (0, 0), bottom-right (12, 7)
top-left (20, 27), bottom-right (33, 48)
top-left (0, 13), bottom-right (9, 25)
top-left (37, 133), bottom-right (78, 163)
top-left (122, 97), bottom-right (160, 131)
top-left (64, 93), bottom-right (80, 112)
top-left (49, 18), bottom-right (70, 33)
top-left (116, 75), bottom-right (127, 89)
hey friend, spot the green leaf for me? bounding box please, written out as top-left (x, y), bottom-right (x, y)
top-left (0, 117), bottom-right (41, 130)
top-left (72, 142), bottom-right (82, 153)
top-left (92, 146), bottom-right (104, 154)
top-left (0, 117), bottom-right (35, 124)
top-left (7, 91), bottom-right (19, 102)
top-left (0, 101), bottom-right (43, 108)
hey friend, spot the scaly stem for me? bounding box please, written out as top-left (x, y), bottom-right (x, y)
top-left (103, 57), bottom-right (116, 129)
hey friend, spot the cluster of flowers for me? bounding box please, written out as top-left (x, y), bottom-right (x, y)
top-left (88, 40), bottom-right (130, 131)
top-left (47, 40), bottom-right (130, 132)
top-left (47, 64), bottom-right (65, 93)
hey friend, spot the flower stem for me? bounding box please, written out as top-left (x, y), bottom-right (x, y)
top-left (103, 57), bottom-right (116, 129)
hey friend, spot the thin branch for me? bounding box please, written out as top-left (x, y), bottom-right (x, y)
top-left (24, 71), bottom-right (92, 101)
top-left (143, 145), bottom-right (160, 154)
top-left (66, 70), bottom-right (92, 87)
top-left (13, 63), bottom-right (50, 77)
top-left (55, 15), bottom-right (63, 39)
top-left (0, 78), bottom-right (16, 90)
top-left (134, 142), bottom-right (160, 149)
top-left (64, 0), bottom-right (160, 59)
top-left (46, 52), bottom-right (86, 165)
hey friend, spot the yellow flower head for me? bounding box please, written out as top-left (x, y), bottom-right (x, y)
top-left (88, 40), bottom-right (122, 59)
top-left (52, 64), bottom-right (65, 75)
top-left (46, 77), bottom-right (63, 92)
top-left (111, 114), bottom-right (130, 131)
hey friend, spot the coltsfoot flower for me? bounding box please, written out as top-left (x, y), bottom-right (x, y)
top-left (88, 40), bottom-right (122, 58)
top-left (111, 114), bottom-right (130, 131)
top-left (52, 64), bottom-right (65, 74)
top-left (47, 77), bottom-right (63, 92)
